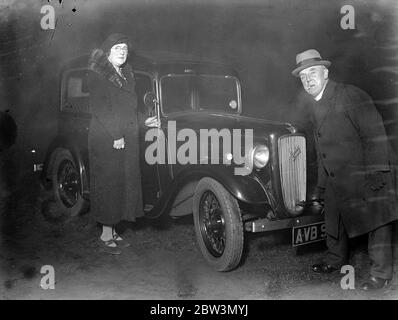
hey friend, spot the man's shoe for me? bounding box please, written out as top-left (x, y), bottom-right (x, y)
top-left (311, 263), bottom-right (339, 274)
top-left (360, 276), bottom-right (390, 291)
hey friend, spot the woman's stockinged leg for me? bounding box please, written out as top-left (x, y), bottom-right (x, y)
top-left (100, 224), bottom-right (117, 247)
top-left (99, 224), bottom-right (121, 254)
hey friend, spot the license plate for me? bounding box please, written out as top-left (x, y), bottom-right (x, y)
top-left (292, 222), bottom-right (326, 247)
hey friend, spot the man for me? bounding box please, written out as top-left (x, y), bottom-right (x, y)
top-left (292, 49), bottom-right (398, 290)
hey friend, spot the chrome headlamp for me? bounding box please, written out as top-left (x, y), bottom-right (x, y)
top-left (252, 144), bottom-right (269, 169)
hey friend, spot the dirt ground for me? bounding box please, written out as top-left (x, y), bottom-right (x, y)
top-left (1, 171), bottom-right (398, 301)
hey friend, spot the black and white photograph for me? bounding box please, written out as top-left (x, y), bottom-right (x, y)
top-left (0, 0), bottom-right (397, 303)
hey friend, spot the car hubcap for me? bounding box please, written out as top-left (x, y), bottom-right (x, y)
top-left (199, 191), bottom-right (226, 257)
top-left (57, 159), bottom-right (79, 208)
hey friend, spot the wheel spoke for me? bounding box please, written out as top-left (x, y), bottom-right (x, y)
top-left (199, 190), bottom-right (226, 257)
top-left (57, 159), bottom-right (80, 208)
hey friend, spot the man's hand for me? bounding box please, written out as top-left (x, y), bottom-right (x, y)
top-left (113, 137), bottom-right (125, 150)
top-left (145, 116), bottom-right (160, 128)
top-left (314, 186), bottom-right (326, 201)
top-left (365, 171), bottom-right (387, 191)
top-left (311, 186), bottom-right (325, 209)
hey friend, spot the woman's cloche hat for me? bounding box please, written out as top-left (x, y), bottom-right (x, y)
top-left (100, 33), bottom-right (131, 54)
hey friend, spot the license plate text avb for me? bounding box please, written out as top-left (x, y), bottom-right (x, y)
top-left (292, 222), bottom-right (326, 247)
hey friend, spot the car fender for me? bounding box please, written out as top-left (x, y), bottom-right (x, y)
top-left (145, 164), bottom-right (272, 219)
top-left (174, 164), bottom-right (270, 204)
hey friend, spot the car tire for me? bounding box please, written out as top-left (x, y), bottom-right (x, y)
top-left (193, 177), bottom-right (244, 272)
top-left (50, 149), bottom-right (88, 219)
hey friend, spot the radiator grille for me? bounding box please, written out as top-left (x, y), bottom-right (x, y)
top-left (278, 135), bottom-right (306, 215)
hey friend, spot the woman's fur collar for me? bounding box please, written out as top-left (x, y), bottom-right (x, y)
top-left (88, 48), bottom-right (133, 88)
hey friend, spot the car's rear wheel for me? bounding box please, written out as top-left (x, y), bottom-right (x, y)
top-left (50, 149), bottom-right (88, 219)
top-left (193, 177), bottom-right (244, 272)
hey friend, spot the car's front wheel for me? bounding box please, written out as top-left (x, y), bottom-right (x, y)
top-left (193, 177), bottom-right (244, 272)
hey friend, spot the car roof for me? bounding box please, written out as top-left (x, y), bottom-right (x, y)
top-left (61, 51), bottom-right (239, 77)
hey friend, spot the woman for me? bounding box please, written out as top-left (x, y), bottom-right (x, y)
top-left (87, 33), bottom-right (156, 254)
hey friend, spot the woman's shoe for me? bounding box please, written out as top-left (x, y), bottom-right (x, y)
top-left (101, 239), bottom-right (122, 255)
top-left (112, 232), bottom-right (131, 248)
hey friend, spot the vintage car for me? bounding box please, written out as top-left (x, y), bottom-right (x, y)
top-left (40, 53), bottom-right (324, 271)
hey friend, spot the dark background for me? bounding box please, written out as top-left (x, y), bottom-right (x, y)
top-left (0, 0), bottom-right (397, 178)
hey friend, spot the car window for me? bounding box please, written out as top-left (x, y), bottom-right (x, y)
top-left (61, 69), bottom-right (90, 114)
top-left (160, 74), bottom-right (239, 114)
top-left (160, 75), bottom-right (193, 114)
top-left (197, 75), bottom-right (239, 112)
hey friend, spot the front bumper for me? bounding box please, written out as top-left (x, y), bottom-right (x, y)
top-left (245, 203), bottom-right (324, 233)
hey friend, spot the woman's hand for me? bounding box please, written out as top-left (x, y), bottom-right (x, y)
top-left (145, 116), bottom-right (160, 128)
top-left (113, 137), bottom-right (125, 149)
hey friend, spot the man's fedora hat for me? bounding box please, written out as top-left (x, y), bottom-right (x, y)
top-left (292, 49), bottom-right (331, 77)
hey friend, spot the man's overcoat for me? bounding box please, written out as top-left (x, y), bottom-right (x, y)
top-left (299, 80), bottom-right (398, 238)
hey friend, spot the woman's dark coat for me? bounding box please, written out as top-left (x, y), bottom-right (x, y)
top-left (298, 80), bottom-right (398, 238)
top-left (87, 50), bottom-right (144, 225)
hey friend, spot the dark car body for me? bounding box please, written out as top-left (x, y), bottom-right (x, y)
top-left (0, 111), bottom-right (17, 152)
top-left (41, 53), bottom-right (324, 271)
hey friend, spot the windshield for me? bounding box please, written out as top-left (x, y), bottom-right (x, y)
top-left (160, 74), bottom-right (240, 114)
